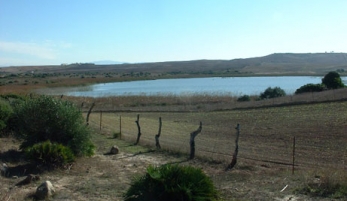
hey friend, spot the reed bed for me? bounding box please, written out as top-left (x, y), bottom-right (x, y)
top-left (58, 88), bottom-right (347, 113)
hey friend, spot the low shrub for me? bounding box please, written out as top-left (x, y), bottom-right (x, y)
top-left (12, 95), bottom-right (94, 157)
top-left (237, 95), bottom-right (251, 102)
top-left (25, 141), bottom-right (75, 167)
top-left (295, 83), bottom-right (325, 94)
top-left (113, 132), bottom-right (121, 139)
top-left (259, 87), bottom-right (286, 99)
top-left (0, 100), bottom-right (13, 134)
top-left (124, 164), bottom-right (219, 201)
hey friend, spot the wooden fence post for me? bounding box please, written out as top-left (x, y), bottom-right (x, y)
top-left (99, 111), bottom-right (103, 130)
top-left (134, 114), bottom-right (141, 145)
top-left (226, 124), bottom-right (240, 170)
top-left (155, 117), bottom-right (162, 149)
top-left (292, 136), bottom-right (296, 174)
top-left (189, 121), bottom-right (202, 160)
top-left (86, 102), bottom-right (95, 126)
top-left (119, 115), bottom-right (122, 139)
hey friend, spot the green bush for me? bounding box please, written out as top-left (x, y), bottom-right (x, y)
top-left (13, 95), bottom-right (94, 156)
top-left (124, 164), bottom-right (219, 201)
top-left (295, 83), bottom-right (325, 94)
top-left (0, 99), bottom-right (13, 133)
top-left (0, 93), bottom-right (27, 101)
top-left (259, 87), bottom-right (286, 99)
top-left (237, 95), bottom-right (251, 102)
top-left (322, 71), bottom-right (345, 89)
top-left (25, 141), bottom-right (75, 167)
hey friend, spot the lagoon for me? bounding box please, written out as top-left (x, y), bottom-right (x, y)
top-left (49, 76), bottom-right (347, 97)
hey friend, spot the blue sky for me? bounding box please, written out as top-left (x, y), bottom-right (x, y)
top-left (0, 0), bottom-right (346, 66)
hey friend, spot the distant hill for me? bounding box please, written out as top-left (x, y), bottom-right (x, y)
top-left (2, 53), bottom-right (347, 76)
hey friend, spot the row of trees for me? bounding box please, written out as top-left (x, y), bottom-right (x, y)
top-left (295, 71), bottom-right (345, 94)
top-left (237, 71), bottom-right (345, 101)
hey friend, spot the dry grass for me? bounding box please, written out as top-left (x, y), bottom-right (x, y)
top-left (86, 100), bottom-right (347, 170)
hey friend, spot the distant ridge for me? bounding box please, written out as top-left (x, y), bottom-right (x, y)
top-left (2, 53), bottom-right (347, 76)
top-left (91, 60), bottom-right (126, 65)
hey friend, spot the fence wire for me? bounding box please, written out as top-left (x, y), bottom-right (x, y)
top-left (87, 100), bottom-right (347, 170)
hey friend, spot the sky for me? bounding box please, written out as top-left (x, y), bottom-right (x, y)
top-left (0, 0), bottom-right (346, 66)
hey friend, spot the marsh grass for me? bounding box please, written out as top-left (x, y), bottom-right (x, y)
top-left (55, 88), bottom-right (347, 114)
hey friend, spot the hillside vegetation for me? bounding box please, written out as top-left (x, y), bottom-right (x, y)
top-left (1, 53), bottom-right (347, 76)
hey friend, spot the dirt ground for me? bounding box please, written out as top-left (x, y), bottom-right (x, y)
top-left (0, 133), bottom-right (342, 201)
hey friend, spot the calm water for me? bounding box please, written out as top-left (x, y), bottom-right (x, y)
top-left (52, 76), bottom-right (347, 97)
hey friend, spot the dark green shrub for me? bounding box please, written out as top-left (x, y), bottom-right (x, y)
top-left (237, 95), bottom-right (251, 102)
top-left (295, 83), bottom-right (325, 94)
top-left (0, 100), bottom-right (13, 133)
top-left (13, 95), bottom-right (94, 156)
top-left (0, 93), bottom-right (27, 101)
top-left (25, 141), bottom-right (75, 167)
top-left (322, 71), bottom-right (345, 89)
top-left (124, 164), bottom-right (219, 201)
top-left (260, 87), bottom-right (286, 99)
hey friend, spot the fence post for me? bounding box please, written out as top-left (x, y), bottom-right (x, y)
top-left (119, 115), bottom-right (122, 139)
top-left (155, 117), bottom-right (162, 149)
top-left (134, 114), bottom-right (141, 145)
top-left (100, 111), bottom-right (102, 130)
top-left (86, 102), bottom-right (95, 126)
top-left (292, 136), bottom-right (296, 175)
top-left (226, 124), bottom-right (240, 170)
top-left (189, 121), bottom-right (202, 160)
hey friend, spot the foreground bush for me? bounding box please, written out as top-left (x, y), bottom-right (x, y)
top-left (13, 95), bottom-right (94, 156)
top-left (124, 164), bottom-right (219, 201)
top-left (25, 141), bottom-right (75, 167)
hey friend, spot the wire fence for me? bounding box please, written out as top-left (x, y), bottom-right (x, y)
top-left (86, 100), bottom-right (347, 171)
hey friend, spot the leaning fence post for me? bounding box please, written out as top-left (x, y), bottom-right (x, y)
top-left (134, 114), bottom-right (141, 145)
top-left (86, 102), bottom-right (95, 126)
top-left (100, 111), bottom-right (103, 130)
top-left (189, 121), bottom-right (202, 160)
top-left (155, 117), bottom-right (162, 149)
top-left (226, 123), bottom-right (240, 171)
top-left (292, 136), bottom-right (296, 175)
top-left (119, 115), bottom-right (122, 139)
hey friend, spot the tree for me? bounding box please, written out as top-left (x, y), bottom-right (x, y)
top-left (322, 71), bottom-right (345, 89)
top-left (260, 87), bottom-right (286, 99)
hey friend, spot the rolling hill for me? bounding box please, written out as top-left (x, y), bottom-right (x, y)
top-left (1, 53), bottom-right (347, 76)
